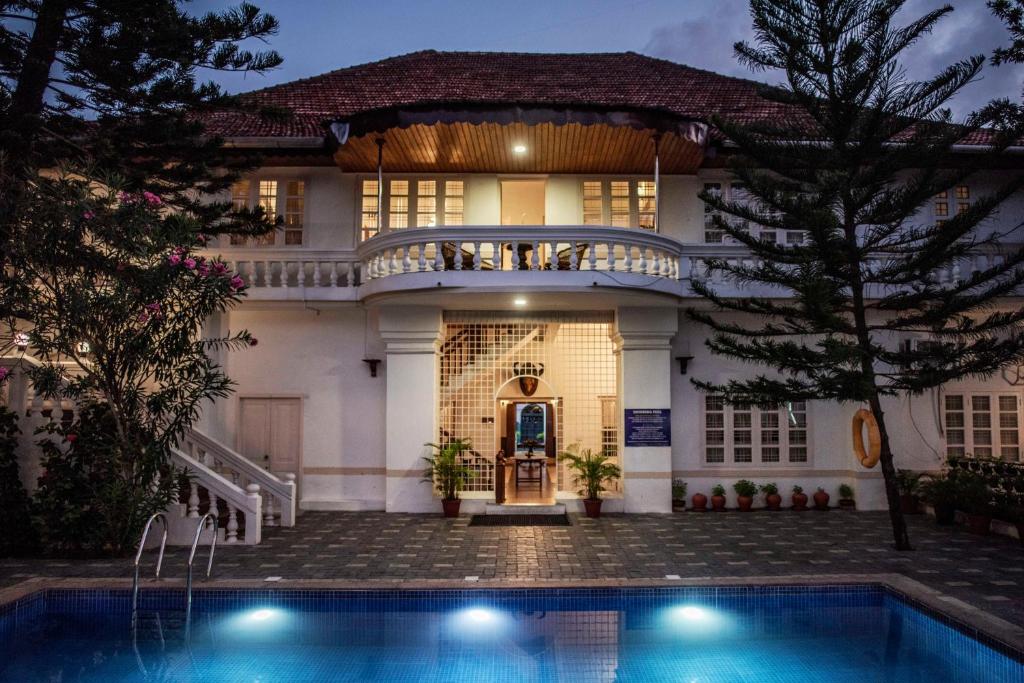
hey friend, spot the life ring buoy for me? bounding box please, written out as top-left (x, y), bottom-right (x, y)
top-left (852, 408), bottom-right (881, 468)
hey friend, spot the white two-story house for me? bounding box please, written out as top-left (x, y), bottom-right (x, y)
top-left (166, 50), bottom-right (1024, 520)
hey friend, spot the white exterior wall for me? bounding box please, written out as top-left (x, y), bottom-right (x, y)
top-left (192, 165), bottom-right (1024, 512)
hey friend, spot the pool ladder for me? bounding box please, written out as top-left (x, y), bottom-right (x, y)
top-left (130, 512), bottom-right (218, 625)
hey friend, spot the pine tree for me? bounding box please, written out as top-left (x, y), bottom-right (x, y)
top-left (690, 0), bottom-right (1024, 550)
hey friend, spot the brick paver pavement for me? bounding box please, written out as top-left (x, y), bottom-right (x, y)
top-left (2, 510), bottom-right (1022, 628)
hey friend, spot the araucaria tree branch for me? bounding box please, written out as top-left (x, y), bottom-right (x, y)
top-left (689, 0), bottom-right (1024, 551)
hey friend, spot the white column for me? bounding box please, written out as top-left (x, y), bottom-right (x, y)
top-left (378, 306), bottom-right (443, 512)
top-left (614, 307), bottom-right (678, 513)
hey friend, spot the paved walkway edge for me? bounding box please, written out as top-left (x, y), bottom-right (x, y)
top-left (2, 573), bottom-right (1022, 659)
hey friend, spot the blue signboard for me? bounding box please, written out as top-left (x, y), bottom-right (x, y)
top-left (624, 409), bottom-right (671, 447)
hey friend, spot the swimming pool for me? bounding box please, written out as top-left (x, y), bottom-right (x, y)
top-left (1, 585), bottom-right (1020, 682)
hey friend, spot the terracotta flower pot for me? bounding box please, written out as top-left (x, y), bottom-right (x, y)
top-left (737, 495), bottom-right (753, 512)
top-left (899, 494), bottom-right (920, 515)
top-left (838, 499), bottom-right (856, 511)
top-left (691, 492), bottom-right (708, 512)
top-left (583, 498), bottom-right (603, 518)
top-left (791, 493), bottom-right (808, 511)
top-left (441, 499), bottom-right (461, 518)
top-left (711, 495), bottom-right (727, 511)
top-left (934, 502), bottom-right (956, 526)
top-left (765, 493), bottom-right (782, 510)
top-left (813, 490), bottom-right (830, 510)
top-left (965, 513), bottom-right (991, 536)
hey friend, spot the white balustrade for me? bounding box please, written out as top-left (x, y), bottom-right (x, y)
top-left (170, 446), bottom-right (263, 545)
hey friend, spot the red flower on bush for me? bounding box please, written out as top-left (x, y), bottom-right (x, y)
top-left (66, 433), bottom-right (78, 444)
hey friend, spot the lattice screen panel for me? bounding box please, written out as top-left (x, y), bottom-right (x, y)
top-left (439, 313), bottom-right (617, 494)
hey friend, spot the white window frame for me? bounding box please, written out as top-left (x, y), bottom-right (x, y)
top-left (577, 177), bottom-right (657, 231)
top-left (228, 177), bottom-right (307, 248)
top-left (358, 175), bottom-right (466, 240)
top-left (943, 390), bottom-right (1021, 462)
top-left (701, 180), bottom-right (800, 245)
top-left (702, 396), bottom-right (812, 466)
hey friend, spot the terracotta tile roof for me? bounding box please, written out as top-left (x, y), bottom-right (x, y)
top-left (206, 50), bottom-right (799, 140)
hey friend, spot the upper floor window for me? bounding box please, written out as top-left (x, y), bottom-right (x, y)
top-left (703, 181), bottom-right (801, 245)
top-left (704, 396), bottom-right (809, 465)
top-left (578, 179), bottom-right (657, 230)
top-left (229, 178), bottom-right (305, 247)
top-left (934, 185), bottom-right (970, 225)
top-left (945, 392), bottom-right (1020, 461)
top-left (360, 177), bottom-right (464, 240)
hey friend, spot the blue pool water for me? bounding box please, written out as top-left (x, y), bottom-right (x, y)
top-left (0, 585), bottom-right (1021, 682)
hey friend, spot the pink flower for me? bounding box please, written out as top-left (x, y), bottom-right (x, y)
top-left (118, 191), bottom-right (132, 203)
top-left (249, 338), bottom-right (258, 347)
top-left (143, 191), bottom-right (162, 206)
top-left (168, 254), bottom-right (181, 266)
top-left (66, 433), bottom-right (78, 444)
top-left (173, 246), bottom-right (187, 255)
top-left (184, 258), bottom-right (196, 270)
top-left (83, 210), bottom-right (95, 220)
top-left (229, 275), bottom-right (245, 290)
top-left (196, 234), bottom-right (209, 245)
top-left (213, 262), bottom-right (227, 275)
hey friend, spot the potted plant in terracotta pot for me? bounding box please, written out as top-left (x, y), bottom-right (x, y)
top-left (791, 485), bottom-right (808, 511)
top-left (422, 438), bottom-right (473, 518)
top-left (837, 484), bottom-right (855, 510)
top-left (813, 486), bottom-right (830, 510)
top-left (558, 444), bottom-right (621, 518)
top-left (691, 490), bottom-right (708, 512)
top-left (672, 478), bottom-right (688, 511)
top-left (920, 473), bottom-right (957, 525)
top-left (955, 470), bottom-right (993, 535)
top-left (710, 484), bottom-right (727, 511)
top-left (733, 479), bottom-right (757, 511)
top-left (760, 482), bottom-right (782, 510)
top-left (896, 469), bottom-right (923, 514)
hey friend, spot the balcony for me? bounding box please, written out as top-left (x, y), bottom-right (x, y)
top-left (205, 228), bottom-right (1019, 303)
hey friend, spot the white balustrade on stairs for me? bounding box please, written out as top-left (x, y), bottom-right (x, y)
top-left (170, 446), bottom-right (262, 545)
top-left (179, 429), bottom-right (297, 527)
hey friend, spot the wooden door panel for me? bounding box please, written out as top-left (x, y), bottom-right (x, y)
top-left (269, 398), bottom-right (301, 473)
top-left (239, 398), bottom-right (271, 467)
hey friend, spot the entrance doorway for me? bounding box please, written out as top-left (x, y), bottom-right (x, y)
top-left (502, 400), bottom-right (556, 504)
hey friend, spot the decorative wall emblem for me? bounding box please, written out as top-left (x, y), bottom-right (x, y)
top-left (512, 362), bottom-right (545, 396)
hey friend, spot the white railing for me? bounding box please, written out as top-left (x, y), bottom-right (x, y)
top-left (357, 226), bottom-right (683, 280)
top-left (179, 429), bottom-right (296, 527)
top-left (210, 247), bottom-right (362, 290)
top-left (170, 446), bottom-right (263, 545)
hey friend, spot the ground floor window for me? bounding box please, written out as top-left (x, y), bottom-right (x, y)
top-left (704, 397), bottom-right (808, 465)
top-left (944, 392), bottom-right (1021, 461)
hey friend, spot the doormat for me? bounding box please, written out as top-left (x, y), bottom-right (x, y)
top-left (469, 514), bottom-right (571, 527)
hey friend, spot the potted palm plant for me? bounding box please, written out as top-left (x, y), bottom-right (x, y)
top-left (791, 485), bottom-right (808, 511)
top-left (838, 483), bottom-right (855, 510)
top-left (710, 484), bottom-right (727, 511)
top-left (672, 478), bottom-right (687, 511)
top-left (422, 438), bottom-right (473, 518)
top-left (559, 445), bottom-right (621, 518)
top-left (896, 469), bottom-right (923, 514)
top-left (733, 479), bottom-right (757, 511)
top-left (760, 482), bottom-right (782, 510)
top-left (920, 473), bottom-right (957, 525)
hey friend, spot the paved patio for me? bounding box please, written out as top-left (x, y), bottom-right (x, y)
top-left (2, 510), bottom-right (1023, 629)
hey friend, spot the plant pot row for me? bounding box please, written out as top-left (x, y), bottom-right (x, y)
top-left (686, 488), bottom-right (848, 511)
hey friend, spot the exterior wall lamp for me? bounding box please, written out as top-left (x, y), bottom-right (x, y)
top-left (363, 358), bottom-right (381, 377)
top-left (675, 355), bottom-right (694, 375)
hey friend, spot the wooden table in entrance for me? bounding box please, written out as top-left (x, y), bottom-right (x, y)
top-left (514, 454), bottom-right (545, 490)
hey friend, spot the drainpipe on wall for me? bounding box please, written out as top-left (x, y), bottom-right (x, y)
top-left (652, 133), bottom-right (661, 233)
top-left (376, 137), bottom-right (386, 234)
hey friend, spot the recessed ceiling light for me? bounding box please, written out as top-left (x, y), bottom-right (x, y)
top-left (512, 144), bottom-right (527, 154)
top-left (514, 297), bottom-right (527, 306)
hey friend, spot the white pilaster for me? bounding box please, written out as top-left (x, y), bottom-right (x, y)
top-left (378, 306), bottom-right (443, 512)
top-left (614, 307), bottom-right (678, 513)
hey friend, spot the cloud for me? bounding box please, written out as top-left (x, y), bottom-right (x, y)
top-left (642, 0), bottom-right (1024, 117)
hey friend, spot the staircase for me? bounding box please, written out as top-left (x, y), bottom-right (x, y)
top-left (2, 356), bottom-right (294, 547)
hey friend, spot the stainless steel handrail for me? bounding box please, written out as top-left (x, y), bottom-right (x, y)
top-left (131, 513), bottom-right (168, 621)
top-left (184, 513), bottom-right (218, 624)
